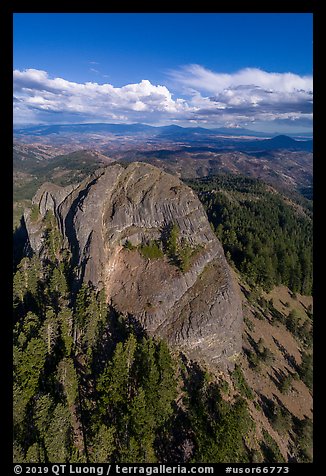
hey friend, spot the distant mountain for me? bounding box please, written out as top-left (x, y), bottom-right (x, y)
top-left (238, 135), bottom-right (313, 152)
top-left (13, 122), bottom-right (157, 136)
top-left (14, 123), bottom-right (313, 152)
top-left (155, 130), bottom-right (313, 152)
top-left (211, 126), bottom-right (273, 137)
top-left (156, 125), bottom-right (275, 139)
top-left (269, 134), bottom-right (312, 148)
top-left (12, 122), bottom-right (281, 139)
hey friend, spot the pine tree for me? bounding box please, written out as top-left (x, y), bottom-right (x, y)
top-left (97, 335), bottom-right (137, 415)
top-left (44, 403), bottom-right (72, 462)
top-left (14, 337), bottom-right (47, 403)
top-left (89, 424), bottom-right (116, 463)
top-left (13, 382), bottom-right (29, 427)
top-left (42, 309), bottom-right (60, 354)
top-left (59, 308), bottom-right (74, 356)
top-left (74, 283), bottom-right (90, 344)
top-left (16, 311), bottom-right (41, 348)
top-left (13, 268), bottom-right (26, 307)
top-left (25, 443), bottom-right (45, 463)
top-left (13, 442), bottom-right (25, 463)
top-left (43, 210), bottom-right (63, 261)
top-left (138, 338), bottom-right (159, 422)
top-left (83, 289), bottom-right (108, 360)
top-left (128, 387), bottom-right (156, 462)
top-left (34, 394), bottom-right (54, 437)
top-left (57, 358), bottom-right (79, 408)
top-left (49, 264), bottom-right (68, 309)
top-left (156, 340), bottom-right (177, 425)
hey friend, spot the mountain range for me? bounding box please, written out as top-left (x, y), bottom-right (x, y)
top-left (14, 122), bottom-right (313, 141)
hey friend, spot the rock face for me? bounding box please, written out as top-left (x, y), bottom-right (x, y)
top-left (24, 162), bottom-right (243, 369)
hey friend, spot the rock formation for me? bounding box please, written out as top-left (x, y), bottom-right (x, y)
top-left (24, 162), bottom-right (243, 369)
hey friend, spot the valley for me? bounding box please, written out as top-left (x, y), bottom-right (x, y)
top-left (13, 123), bottom-right (312, 227)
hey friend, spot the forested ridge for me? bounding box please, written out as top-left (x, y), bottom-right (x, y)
top-left (185, 174), bottom-right (313, 295)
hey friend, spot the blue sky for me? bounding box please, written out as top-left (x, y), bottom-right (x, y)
top-left (13, 13), bottom-right (313, 133)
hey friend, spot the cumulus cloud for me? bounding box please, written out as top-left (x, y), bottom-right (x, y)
top-left (170, 64), bottom-right (312, 94)
top-left (13, 66), bottom-right (313, 130)
top-left (13, 69), bottom-right (189, 124)
top-left (170, 64), bottom-right (313, 126)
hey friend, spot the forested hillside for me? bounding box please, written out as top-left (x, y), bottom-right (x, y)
top-left (185, 175), bottom-right (313, 295)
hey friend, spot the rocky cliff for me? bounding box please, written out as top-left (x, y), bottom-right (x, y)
top-left (24, 162), bottom-right (243, 369)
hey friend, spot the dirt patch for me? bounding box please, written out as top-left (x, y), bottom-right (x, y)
top-left (263, 285), bottom-right (312, 317)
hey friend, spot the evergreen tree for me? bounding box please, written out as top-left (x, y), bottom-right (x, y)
top-left (89, 424), bottom-right (116, 463)
top-left (156, 340), bottom-right (177, 425)
top-left (44, 403), bottom-right (72, 462)
top-left (15, 311), bottom-right (41, 348)
top-left (13, 442), bottom-right (25, 463)
top-left (59, 308), bottom-right (74, 356)
top-left (97, 334), bottom-right (137, 417)
top-left (42, 309), bottom-right (60, 355)
top-left (14, 337), bottom-right (47, 404)
top-left (57, 358), bottom-right (79, 408)
top-left (25, 443), bottom-right (45, 463)
top-left (34, 394), bottom-right (54, 438)
top-left (128, 387), bottom-right (156, 462)
top-left (49, 264), bottom-right (68, 309)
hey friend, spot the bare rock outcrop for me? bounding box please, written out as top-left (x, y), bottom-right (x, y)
top-left (24, 162), bottom-right (243, 369)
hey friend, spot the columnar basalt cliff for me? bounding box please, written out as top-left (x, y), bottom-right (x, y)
top-left (24, 162), bottom-right (243, 369)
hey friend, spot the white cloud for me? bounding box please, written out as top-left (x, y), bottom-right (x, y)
top-left (170, 64), bottom-right (312, 94)
top-left (168, 65), bottom-right (312, 127)
top-left (13, 66), bottom-right (312, 130)
top-left (13, 69), bottom-right (189, 125)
